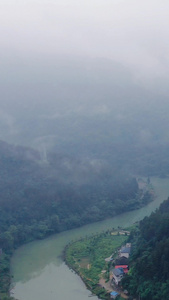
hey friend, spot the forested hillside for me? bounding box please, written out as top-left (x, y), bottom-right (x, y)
top-left (122, 198), bottom-right (169, 300)
top-left (0, 139), bottom-right (152, 299)
top-left (0, 140), bottom-right (145, 251)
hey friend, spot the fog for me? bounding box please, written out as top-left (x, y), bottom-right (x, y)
top-left (1, 0), bottom-right (169, 76)
top-left (0, 0), bottom-right (169, 158)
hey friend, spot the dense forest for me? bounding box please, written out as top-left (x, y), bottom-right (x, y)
top-left (122, 198), bottom-right (169, 300)
top-left (0, 139), bottom-right (152, 299)
top-left (0, 140), bottom-right (144, 248)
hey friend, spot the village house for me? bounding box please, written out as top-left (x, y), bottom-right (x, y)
top-left (112, 267), bottom-right (124, 285)
top-left (111, 243), bottom-right (131, 286)
top-left (115, 265), bottom-right (128, 273)
top-left (119, 243), bottom-right (131, 258)
top-left (115, 256), bottom-right (128, 266)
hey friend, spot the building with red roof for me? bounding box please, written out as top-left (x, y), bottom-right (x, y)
top-left (115, 265), bottom-right (128, 273)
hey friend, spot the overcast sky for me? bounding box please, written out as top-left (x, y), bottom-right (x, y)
top-left (0, 0), bottom-right (169, 80)
top-left (0, 0), bottom-right (169, 149)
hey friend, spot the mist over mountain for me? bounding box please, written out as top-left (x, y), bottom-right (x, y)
top-left (1, 0), bottom-right (169, 158)
top-left (1, 1), bottom-right (169, 299)
top-left (0, 139), bottom-right (144, 254)
top-left (1, 57), bottom-right (169, 179)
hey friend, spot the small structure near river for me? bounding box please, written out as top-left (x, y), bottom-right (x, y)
top-left (110, 291), bottom-right (119, 299)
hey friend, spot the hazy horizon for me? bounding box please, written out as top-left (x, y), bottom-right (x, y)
top-left (0, 0), bottom-right (169, 155)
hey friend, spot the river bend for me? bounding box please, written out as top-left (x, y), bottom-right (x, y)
top-left (11, 177), bottom-right (169, 300)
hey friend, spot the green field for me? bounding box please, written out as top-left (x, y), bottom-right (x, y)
top-left (64, 231), bottom-right (128, 299)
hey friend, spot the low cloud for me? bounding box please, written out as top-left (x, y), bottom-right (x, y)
top-left (0, 109), bottom-right (18, 137)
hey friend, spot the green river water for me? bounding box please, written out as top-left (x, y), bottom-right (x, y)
top-left (11, 177), bottom-right (169, 300)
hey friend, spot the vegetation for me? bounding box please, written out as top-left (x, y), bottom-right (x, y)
top-left (122, 198), bottom-right (169, 300)
top-left (0, 254), bottom-right (11, 298)
top-left (0, 140), bottom-right (153, 298)
top-left (64, 231), bottom-right (128, 299)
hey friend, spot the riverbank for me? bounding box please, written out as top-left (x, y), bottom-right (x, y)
top-left (10, 177), bottom-right (169, 300)
top-left (0, 177), bottom-right (151, 299)
top-left (64, 230), bottom-right (129, 299)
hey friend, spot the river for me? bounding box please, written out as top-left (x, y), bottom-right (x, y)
top-left (10, 177), bottom-right (169, 300)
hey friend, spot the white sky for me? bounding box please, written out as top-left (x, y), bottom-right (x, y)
top-left (0, 0), bottom-right (169, 78)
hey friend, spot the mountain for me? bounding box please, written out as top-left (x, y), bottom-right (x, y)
top-left (0, 139), bottom-right (144, 248)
